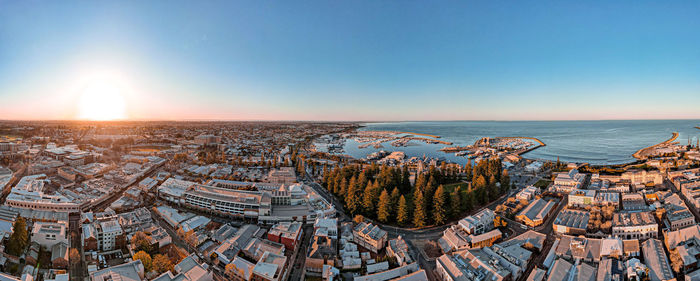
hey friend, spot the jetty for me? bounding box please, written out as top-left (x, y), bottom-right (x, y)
top-left (632, 132), bottom-right (679, 159)
top-left (396, 131), bottom-right (442, 138)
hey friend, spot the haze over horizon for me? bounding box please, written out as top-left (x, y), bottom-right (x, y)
top-left (2, 1), bottom-right (700, 121)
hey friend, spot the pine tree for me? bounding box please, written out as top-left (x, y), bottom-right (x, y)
top-left (397, 195), bottom-right (410, 225)
top-left (500, 169), bottom-right (510, 193)
top-left (401, 166), bottom-right (411, 193)
top-left (474, 175), bottom-right (487, 190)
top-left (413, 189), bottom-right (427, 227)
top-left (338, 177), bottom-right (348, 199)
top-left (377, 189), bottom-right (391, 223)
top-left (7, 217), bottom-right (28, 256)
top-left (450, 187), bottom-right (462, 218)
top-left (362, 181), bottom-right (378, 216)
top-left (390, 187), bottom-right (400, 208)
top-left (433, 185), bottom-right (447, 225)
top-left (296, 160), bottom-right (305, 175)
top-left (465, 162), bottom-right (473, 182)
top-left (346, 176), bottom-right (361, 215)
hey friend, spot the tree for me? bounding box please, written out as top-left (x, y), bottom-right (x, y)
top-left (433, 185), bottom-right (447, 225)
top-left (450, 187), bottom-right (462, 218)
top-left (390, 187), bottom-right (400, 217)
top-left (500, 169), bottom-right (510, 192)
top-left (133, 251), bottom-right (153, 272)
top-left (131, 231), bottom-right (152, 252)
top-left (185, 230), bottom-right (198, 248)
top-left (413, 190), bottom-right (427, 227)
top-left (69, 248), bottom-right (81, 267)
top-left (362, 181), bottom-right (379, 216)
top-left (669, 248), bottom-right (683, 273)
top-left (152, 254), bottom-right (174, 274)
top-left (353, 215), bottom-right (365, 224)
top-left (225, 263), bottom-right (238, 279)
top-left (473, 175), bottom-right (487, 190)
top-left (6, 217), bottom-right (28, 256)
top-left (464, 162), bottom-right (473, 182)
top-left (346, 176), bottom-right (361, 215)
top-left (397, 195), bottom-right (410, 225)
top-left (176, 227), bottom-right (185, 238)
top-left (377, 189), bottom-right (391, 223)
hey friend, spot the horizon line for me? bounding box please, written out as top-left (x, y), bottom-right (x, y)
top-left (1, 117), bottom-right (699, 123)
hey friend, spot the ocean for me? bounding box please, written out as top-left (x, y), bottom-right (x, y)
top-left (341, 120), bottom-right (700, 165)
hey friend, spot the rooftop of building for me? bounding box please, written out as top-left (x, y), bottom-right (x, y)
top-left (612, 212), bottom-right (656, 227)
top-left (553, 209), bottom-right (590, 230)
top-left (518, 199), bottom-right (556, 221)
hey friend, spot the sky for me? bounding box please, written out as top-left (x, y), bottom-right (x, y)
top-left (1, 0), bottom-right (700, 121)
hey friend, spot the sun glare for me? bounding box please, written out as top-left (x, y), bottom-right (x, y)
top-left (78, 79), bottom-right (127, 121)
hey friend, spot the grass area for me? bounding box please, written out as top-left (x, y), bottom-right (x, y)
top-left (444, 182), bottom-right (471, 192)
top-left (533, 179), bottom-right (552, 189)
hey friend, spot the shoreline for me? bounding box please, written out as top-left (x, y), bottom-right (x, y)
top-left (632, 132), bottom-right (679, 159)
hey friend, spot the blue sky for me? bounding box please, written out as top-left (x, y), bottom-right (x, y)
top-left (1, 0), bottom-right (700, 121)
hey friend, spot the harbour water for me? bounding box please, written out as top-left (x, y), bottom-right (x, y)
top-left (342, 120), bottom-right (700, 165)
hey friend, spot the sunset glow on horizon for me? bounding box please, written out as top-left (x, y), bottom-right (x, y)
top-left (2, 1), bottom-right (700, 121)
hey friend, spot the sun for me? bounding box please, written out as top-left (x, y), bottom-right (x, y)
top-left (78, 79), bottom-right (127, 121)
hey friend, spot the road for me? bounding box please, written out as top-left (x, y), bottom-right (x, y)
top-left (288, 226), bottom-right (314, 281)
top-left (88, 163), bottom-right (165, 212)
top-left (68, 212), bottom-right (84, 281)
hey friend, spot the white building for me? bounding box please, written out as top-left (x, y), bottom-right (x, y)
top-left (5, 174), bottom-right (80, 214)
top-left (568, 189), bottom-right (596, 207)
top-left (550, 169), bottom-right (586, 193)
top-left (89, 260), bottom-right (145, 281)
top-left (612, 212), bottom-right (658, 240)
top-left (458, 208), bottom-right (495, 235)
top-left (31, 222), bottom-right (68, 248)
top-left (97, 219), bottom-right (124, 251)
top-left (352, 222), bottom-right (387, 253)
top-left (516, 186), bottom-right (540, 201)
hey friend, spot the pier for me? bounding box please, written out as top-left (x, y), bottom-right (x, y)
top-left (632, 132), bottom-right (679, 159)
top-left (396, 131), bottom-right (442, 139)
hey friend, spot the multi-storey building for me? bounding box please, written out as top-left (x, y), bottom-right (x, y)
top-left (5, 174), bottom-right (81, 214)
top-left (515, 186), bottom-right (539, 201)
top-left (183, 184), bottom-right (271, 219)
top-left (266, 222), bottom-right (302, 251)
top-left (97, 219), bottom-right (124, 251)
top-left (612, 212), bottom-right (658, 240)
top-left (352, 222), bottom-right (387, 253)
top-left (31, 222), bottom-right (69, 248)
top-left (458, 208), bottom-right (495, 235)
top-left (387, 236), bottom-right (413, 266)
top-left (568, 189), bottom-right (596, 207)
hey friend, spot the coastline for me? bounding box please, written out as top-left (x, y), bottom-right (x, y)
top-left (354, 121), bottom-right (698, 165)
top-left (632, 132), bottom-right (679, 159)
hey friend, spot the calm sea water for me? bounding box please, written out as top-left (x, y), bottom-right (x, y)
top-left (342, 120), bottom-right (700, 165)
